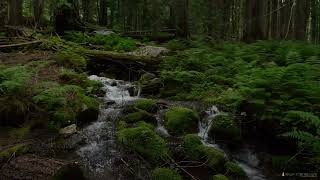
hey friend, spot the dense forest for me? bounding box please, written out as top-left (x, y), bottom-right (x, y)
top-left (0, 0), bottom-right (320, 180)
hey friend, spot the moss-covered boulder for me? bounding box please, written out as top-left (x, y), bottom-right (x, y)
top-left (0, 143), bottom-right (30, 160)
top-left (133, 99), bottom-right (158, 113)
top-left (151, 168), bottom-right (182, 180)
top-left (122, 110), bottom-right (156, 124)
top-left (117, 124), bottom-right (168, 163)
top-left (212, 174), bottom-right (229, 180)
top-left (208, 115), bottom-right (241, 142)
top-left (164, 107), bottom-right (199, 135)
top-left (225, 162), bottom-right (246, 178)
top-left (182, 134), bottom-right (203, 159)
top-left (182, 134), bottom-right (225, 172)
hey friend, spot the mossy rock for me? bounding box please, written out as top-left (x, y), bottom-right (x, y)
top-left (133, 99), bottom-right (158, 113)
top-left (182, 134), bottom-right (225, 172)
top-left (117, 124), bottom-right (168, 163)
top-left (117, 121), bottom-right (128, 130)
top-left (182, 134), bottom-right (203, 159)
top-left (9, 126), bottom-right (31, 139)
top-left (134, 121), bottom-right (155, 130)
top-left (225, 162), bottom-right (247, 178)
top-left (122, 110), bottom-right (156, 124)
top-left (151, 168), bottom-right (182, 180)
top-left (208, 115), bottom-right (241, 142)
top-left (212, 174), bottom-right (229, 180)
top-left (164, 107), bottom-right (199, 135)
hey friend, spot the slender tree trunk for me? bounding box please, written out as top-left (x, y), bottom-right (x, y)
top-left (243, 0), bottom-right (264, 42)
top-left (310, 0), bottom-right (318, 43)
top-left (98, 0), bottom-right (108, 26)
top-left (0, 0), bottom-right (8, 27)
top-left (8, 0), bottom-right (23, 26)
top-left (175, 0), bottom-right (189, 38)
top-left (294, 0), bottom-right (309, 40)
top-left (82, 0), bottom-right (95, 23)
top-left (207, 0), bottom-right (214, 37)
top-left (33, 0), bottom-right (44, 25)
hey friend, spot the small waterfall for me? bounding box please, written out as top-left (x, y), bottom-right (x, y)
top-left (68, 75), bottom-right (139, 180)
top-left (198, 105), bottom-right (266, 180)
top-left (155, 108), bottom-right (170, 137)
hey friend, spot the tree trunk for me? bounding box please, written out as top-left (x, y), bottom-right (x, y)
top-left (310, 0), bottom-right (318, 43)
top-left (8, 0), bottom-right (23, 26)
top-left (294, 0), bottom-right (309, 40)
top-left (82, 0), bottom-right (95, 23)
top-left (98, 0), bottom-right (108, 26)
top-left (175, 0), bottom-right (189, 38)
top-left (33, 0), bottom-right (44, 25)
top-left (243, 0), bottom-right (265, 42)
top-left (207, 0), bottom-right (214, 37)
top-left (0, 0), bottom-right (8, 26)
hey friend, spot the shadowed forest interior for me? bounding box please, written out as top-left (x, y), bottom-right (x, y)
top-left (0, 0), bottom-right (319, 180)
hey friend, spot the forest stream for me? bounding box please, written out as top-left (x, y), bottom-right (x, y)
top-left (65, 75), bottom-right (267, 180)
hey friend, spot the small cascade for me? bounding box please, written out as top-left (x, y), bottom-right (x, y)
top-left (68, 75), bottom-right (139, 180)
top-left (198, 105), bottom-right (266, 180)
top-left (155, 108), bottom-right (170, 137)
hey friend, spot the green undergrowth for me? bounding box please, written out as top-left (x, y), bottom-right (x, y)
top-left (160, 40), bottom-right (320, 170)
top-left (0, 58), bottom-right (100, 129)
top-left (63, 31), bottom-right (137, 52)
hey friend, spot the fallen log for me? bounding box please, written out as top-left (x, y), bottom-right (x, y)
top-left (85, 49), bottom-right (159, 66)
top-left (0, 40), bottom-right (42, 51)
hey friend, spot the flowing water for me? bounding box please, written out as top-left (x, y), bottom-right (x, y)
top-left (198, 105), bottom-right (267, 180)
top-left (70, 75), bottom-right (266, 179)
top-left (69, 75), bottom-right (139, 180)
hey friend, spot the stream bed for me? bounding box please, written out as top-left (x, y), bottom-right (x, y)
top-left (67, 75), bottom-right (267, 180)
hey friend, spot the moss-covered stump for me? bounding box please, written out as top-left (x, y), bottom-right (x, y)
top-left (164, 107), bottom-right (199, 135)
top-left (133, 99), bottom-right (158, 113)
top-left (151, 168), bottom-right (182, 180)
top-left (208, 115), bottom-right (241, 143)
top-left (225, 162), bottom-right (247, 178)
top-left (183, 134), bottom-right (225, 172)
top-left (212, 174), bottom-right (229, 180)
top-left (117, 124), bottom-right (168, 163)
top-left (122, 110), bottom-right (156, 124)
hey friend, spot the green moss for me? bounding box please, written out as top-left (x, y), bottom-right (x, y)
top-left (9, 126), bottom-right (31, 139)
top-left (58, 69), bottom-right (102, 93)
top-left (117, 124), bottom-right (168, 163)
top-left (0, 143), bottom-right (30, 159)
top-left (182, 134), bottom-right (225, 172)
top-left (33, 85), bottom-right (99, 129)
top-left (118, 121), bottom-right (128, 130)
top-left (56, 50), bottom-right (87, 71)
top-left (212, 174), bottom-right (229, 180)
top-left (123, 110), bottom-right (155, 124)
top-left (208, 115), bottom-right (241, 142)
top-left (134, 121), bottom-right (155, 130)
top-left (164, 107), bottom-right (199, 135)
top-left (166, 40), bottom-right (188, 51)
top-left (225, 162), bottom-right (246, 178)
top-left (182, 134), bottom-right (203, 159)
top-left (151, 168), bottom-right (182, 180)
top-left (133, 99), bottom-right (158, 113)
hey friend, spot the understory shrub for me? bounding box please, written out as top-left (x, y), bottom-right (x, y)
top-left (117, 124), bottom-right (168, 163)
top-left (151, 168), bottom-right (182, 180)
top-left (164, 107), bottom-right (199, 135)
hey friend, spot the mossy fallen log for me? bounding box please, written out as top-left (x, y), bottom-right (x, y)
top-left (85, 49), bottom-right (160, 66)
